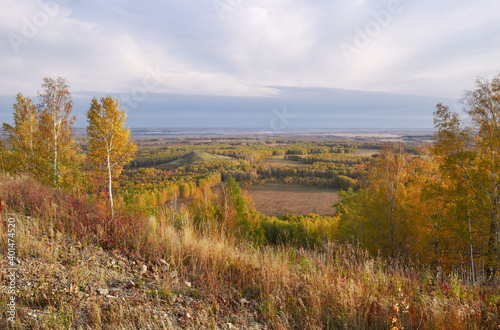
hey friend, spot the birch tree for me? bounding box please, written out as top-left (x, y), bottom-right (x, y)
top-left (434, 73), bottom-right (500, 278)
top-left (86, 96), bottom-right (136, 217)
top-left (38, 77), bottom-right (78, 187)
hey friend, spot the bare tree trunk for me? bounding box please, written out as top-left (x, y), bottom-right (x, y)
top-left (107, 148), bottom-right (114, 218)
top-left (467, 204), bottom-right (475, 283)
top-left (53, 129), bottom-right (58, 187)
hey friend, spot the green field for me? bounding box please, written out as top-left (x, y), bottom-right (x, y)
top-left (152, 151), bottom-right (235, 170)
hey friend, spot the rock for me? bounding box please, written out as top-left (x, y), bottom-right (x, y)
top-left (160, 259), bottom-right (170, 272)
top-left (106, 260), bottom-right (116, 267)
top-left (185, 281), bottom-right (191, 288)
top-left (227, 322), bottom-right (238, 329)
top-left (109, 288), bottom-right (121, 297)
top-left (169, 271), bottom-right (178, 278)
top-left (97, 288), bottom-right (109, 295)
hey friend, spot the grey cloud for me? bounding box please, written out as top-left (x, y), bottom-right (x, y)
top-left (0, 0), bottom-right (499, 129)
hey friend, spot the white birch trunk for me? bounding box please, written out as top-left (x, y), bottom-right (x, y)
top-left (107, 146), bottom-right (114, 217)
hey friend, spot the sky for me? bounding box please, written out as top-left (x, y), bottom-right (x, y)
top-left (1, 0), bottom-right (500, 129)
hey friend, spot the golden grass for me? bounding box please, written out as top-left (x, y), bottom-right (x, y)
top-left (1, 174), bottom-right (500, 329)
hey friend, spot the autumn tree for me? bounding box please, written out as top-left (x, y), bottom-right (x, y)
top-left (38, 77), bottom-right (79, 187)
top-left (434, 73), bottom-right (500, 278)
top-left (216, 176), bottom-right (253, 236)
top-left (190, 184), bottom-right (218, 234)
top-left (86, 96), bottom-right (137, 217)
top-left (2, 93), bottom-right (39, 175)
top-left (336, 145), bottom-right (421, 259)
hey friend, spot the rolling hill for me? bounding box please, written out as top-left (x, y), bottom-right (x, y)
top-left (153, 151), bottom-right (234, 169)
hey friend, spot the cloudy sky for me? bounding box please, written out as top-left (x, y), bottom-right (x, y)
top-left (1, 0), bottom-right (499, 128)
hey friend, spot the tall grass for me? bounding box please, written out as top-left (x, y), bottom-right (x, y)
top-left (1, 174), bottom-right (500, 329)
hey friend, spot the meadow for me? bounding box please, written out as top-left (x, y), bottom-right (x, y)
top-left (246, 184), bottom-right (339, 217)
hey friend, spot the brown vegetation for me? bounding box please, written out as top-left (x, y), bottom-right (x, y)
top-left (246, 184), bottom-right (339, 217)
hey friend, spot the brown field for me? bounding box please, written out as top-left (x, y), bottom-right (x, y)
top-left (261, 155), bottom-right (303, 168)
top-left (246, 184), bottom-right (339, 217)
top-left (354, 148), bottom-right (380, 156)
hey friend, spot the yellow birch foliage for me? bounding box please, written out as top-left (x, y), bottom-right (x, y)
top-left (86, 96), bottom-right (136, 216)
top-left (433, 74), bottom-right (500, 277)
top-left (2, 93), bottom-right (39, 175)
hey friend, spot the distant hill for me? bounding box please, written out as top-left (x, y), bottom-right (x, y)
top-left (154, 151), bottom-right (234, 169)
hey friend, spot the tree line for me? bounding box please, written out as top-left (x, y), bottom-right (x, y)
top-left (336, 74), bottom-right (500, 281)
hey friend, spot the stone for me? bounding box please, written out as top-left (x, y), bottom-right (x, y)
top-left (97, 288), bottom-right (109, 295)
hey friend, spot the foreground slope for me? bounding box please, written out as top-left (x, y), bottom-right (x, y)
top-left (0, 223), bottom-right (262, 329)
top-left (1, 175), bottom-right (500, 329)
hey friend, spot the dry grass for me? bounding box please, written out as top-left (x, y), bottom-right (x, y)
top-left (354, 148), bottom-right (380, 157)
top-left (246, 184), bottom-right (339, 217)
top-left (1, 174), bottom-right (500, 329)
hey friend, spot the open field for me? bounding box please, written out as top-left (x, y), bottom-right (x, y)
top-left (260, 155), bottom-right (303, 168)
top-left (354, 148), bottom-right (380, 156)
top-left (246, 183), bottom-right (339, 217)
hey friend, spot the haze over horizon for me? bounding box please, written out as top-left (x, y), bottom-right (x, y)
top-left (1, 0), bottom-right (499, 128)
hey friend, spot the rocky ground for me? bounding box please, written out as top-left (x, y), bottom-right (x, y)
top-left (1, 230), bottom-right (267, 329)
